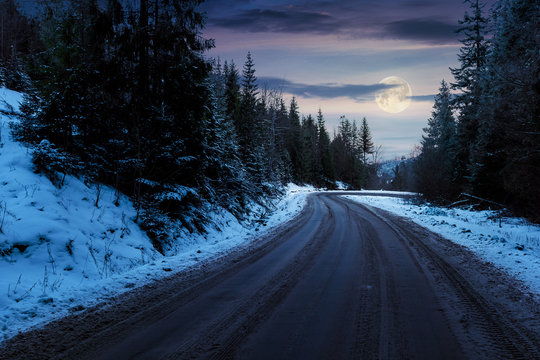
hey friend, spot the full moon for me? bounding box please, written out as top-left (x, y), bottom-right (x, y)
top-left (375, 76), bottom-right (412, 113)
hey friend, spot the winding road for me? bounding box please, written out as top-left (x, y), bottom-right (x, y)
top-left (1, 193), bottom-right (539, 359)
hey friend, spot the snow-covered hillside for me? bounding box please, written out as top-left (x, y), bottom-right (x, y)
top-left (0, 88), bottom-right (312, 342)
top-left (344, 195), bottom-right (540, 296)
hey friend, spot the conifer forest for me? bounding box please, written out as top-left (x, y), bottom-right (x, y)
top-left (1, 1), bottom-right (540, 358)
top-left (0, 0), bottom-right (538, 254)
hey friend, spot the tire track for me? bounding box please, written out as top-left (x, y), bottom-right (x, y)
top-left (0, 198), bottom-right (318, 360)
top-left (352, 214), bottom-right (402, 359)
top-left (159, 200), bottom-right (336, 360)
top-left (359, 203), bottom-right (540, 360)
top-left (2, 193), bottom-right (538, 360)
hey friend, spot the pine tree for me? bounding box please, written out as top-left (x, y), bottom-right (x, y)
top-left (350, 120), bottom-right (362, 188)
top-left (224, 61), bottom-right (242, 134)
top-left (204, 62), bottom-right (248, 216)
top-left (450, 0), bottom-right (490, 190)
top-left (331, 116), bottom-right (350, 185)
top-left (330, 116), bottom-right (364, 189)
top-left (359, 117), bottom-right (374, 186)
top-left (238, 52), bottom-right (259, 163)
top-left (300, 114), bottom-right (318, 184)
top-left (0, 0), bottom-right (40, 90)
top-left (263, 92), bottom-right (289, 183)
top-left (470, 0), bottom-right (540, 219)
top-left (316, 109), bottom-right (335, 186)
top-left (275, 99), bottom-right (292, 180)
top-left (14, 0), bottom-right (215, 249)
top-left (415, 80), bottom-right (457, 199)
top-left (287, 97), bottom-right (303, 183)
top-left (359, 117), bottom-right (374, 166)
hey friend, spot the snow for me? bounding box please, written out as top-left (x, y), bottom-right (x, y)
top-left (0, 88), bottom-right (312, 343)
top-left (335, 181), bottom-right (349, 190)
top-left (287, 183), bottom-right (318, 194)
top-left (344, 194), bottom-right (540, 296)
top-left (0, 88), bottom-right (23, 114)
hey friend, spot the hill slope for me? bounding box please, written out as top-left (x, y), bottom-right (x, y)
top-left (0, 88), bottom-right (310, 342)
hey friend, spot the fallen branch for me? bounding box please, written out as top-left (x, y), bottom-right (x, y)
top-left (448, 199), bottom-right (469, 208)
top-left (460, 193), bottom-right (505, 209)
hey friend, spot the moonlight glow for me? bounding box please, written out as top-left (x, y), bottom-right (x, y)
top-left (375, 76), bottom-right (412, 114)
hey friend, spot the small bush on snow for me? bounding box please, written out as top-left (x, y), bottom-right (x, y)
top-left (32, 140), bottom-right (81, 188)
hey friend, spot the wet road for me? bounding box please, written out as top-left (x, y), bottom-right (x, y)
top-left (1, 193), bottom-right (538, 359)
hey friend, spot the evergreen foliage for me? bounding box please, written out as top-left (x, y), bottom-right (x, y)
top-left (415, 80), bottom-right (457, 200)
top-left (2, 0), bottom-right (538, 243)
top-left (316, 109), bottom-right (335, 187)
top-left (0, 0), bottom-right (40, 90)
top-left (468, 0), bottom-right (540, 218)
top-left (359, 117), bottom-right (374, 185)
top-left (330, 116), bottom-right (372, 189)
top-left (450, 0), bottom-right (490, 189)
top-left (413, 0), bottom-right (540, 221)
top-left (287, 97), bottom-right (303, 183)
top-left (13, 0), bottom-right (216, 251)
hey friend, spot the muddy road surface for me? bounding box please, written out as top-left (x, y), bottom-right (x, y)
top-left (1, 193), bottom-right (539, 359)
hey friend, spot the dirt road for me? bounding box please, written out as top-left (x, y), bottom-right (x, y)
top-left (1, 193), bottom-right (539, 359)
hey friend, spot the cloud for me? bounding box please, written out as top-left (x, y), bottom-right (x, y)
top-left (207, 7), bottom-right (459, 44)
top-left (408, 94), bottom-right (436, 102)
top-left (208, 8), bottom-right (342, 34)
top-left (383, 19), bottom-right (459, 44)
top-left (257, 77), bottom-right (398, 101)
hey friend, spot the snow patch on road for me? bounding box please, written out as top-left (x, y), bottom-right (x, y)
top-left (0, 87), bottom-right (312, 343)
top-left (344, 195), bottom-right (540, 295)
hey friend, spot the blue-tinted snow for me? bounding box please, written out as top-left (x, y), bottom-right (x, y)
top-left (0, 88), bottom-right (313, 343)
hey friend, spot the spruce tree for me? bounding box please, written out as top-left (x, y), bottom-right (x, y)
top-left (450, 0), bottom-right (489, 190)
top-left (15, 0), bottom-right (215, 249)
top-left (350, 120), bottom-right (362, 188)
top-left (415, 80), bottom-right (457, 200)
top-left (316, 109), bottom-right (335, 186)
top-left (275, 99), bottom-right (292, 180)
top-left (0, 0), bottom-right (40, 90)
top-left (238, 52), bottom-right (259, 164)
top-left (359, 117), bottom-right (374, 166)
top-left (331, 116), bottom-right (364, 189)
top-left (300, 114), bottom-right (318, 184)
top-left (204, 59), bottom-right (247, 216)
top-left (224, 62), bottom-right (241, 121)
top-left (470, 0), bottom-right (540, 219)
top-left (358, 117), bottom-right (374, 188)
top-left (288, 97), bottom-right (303, 183)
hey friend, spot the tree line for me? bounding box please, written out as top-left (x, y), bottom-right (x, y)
top-left (1, 0), bottom-right (377, 251)
top-left (409, 0), bottom-right (539, 221)
top-left (0, 0), bottom-right (40, 90)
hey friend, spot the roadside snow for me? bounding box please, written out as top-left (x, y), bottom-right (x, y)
top-left (344, 195), bottom-right (540, 295)
top-left (0, 88), bottom-right (311, 343)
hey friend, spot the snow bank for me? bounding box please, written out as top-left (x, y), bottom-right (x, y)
top-left (0, 89), bottom-right (159, 340)
top-left (344, 195), bottom-right (540, 295)
top-left (0, 88), bottom-right (23, 113)
top-left (0, 88), bottom-right (311, 342)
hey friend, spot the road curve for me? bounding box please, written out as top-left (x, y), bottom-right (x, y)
top-left (1, 193), bottom-right (539, 359)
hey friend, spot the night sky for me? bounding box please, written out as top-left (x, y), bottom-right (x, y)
top-left (199, 0), bottom-right (495, 159)
top-left (15, 0), bottom-right (495, 159)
